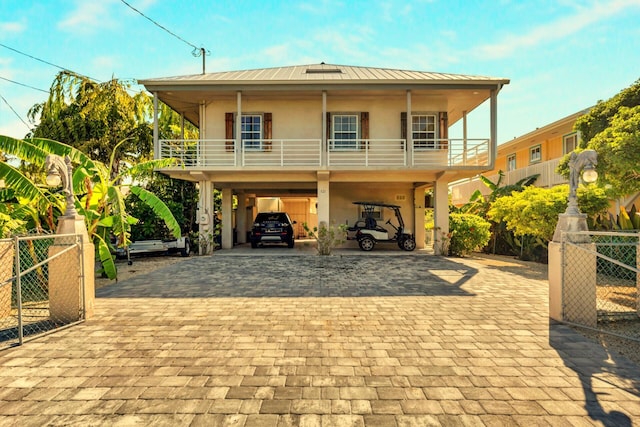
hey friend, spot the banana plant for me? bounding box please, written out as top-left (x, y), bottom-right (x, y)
top-left (0, 135), bottom-right (180, 279)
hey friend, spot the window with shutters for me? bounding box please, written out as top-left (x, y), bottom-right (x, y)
top-left (226, 113), bottom-right (272, 152)
top-left (507, 153), bottom-right (516, 171)
top-left (412, 114), bottom-right (437, 149)
top-left (241, 114), bottom-right (263, 150)
top-left (331, 114), bottom-right (359, 150)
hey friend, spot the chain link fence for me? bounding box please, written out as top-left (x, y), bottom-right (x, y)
top-left (0, 233), bottom-right (86, 350)
top-left (562, 231), bottom-right (639, 339)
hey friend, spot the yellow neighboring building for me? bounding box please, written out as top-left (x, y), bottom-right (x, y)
top-left (450, 109), bottom-right (589, 206)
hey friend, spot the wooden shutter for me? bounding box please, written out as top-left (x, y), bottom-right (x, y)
top-left (263, 113), bottom-right (272, 152)
top-left (360, 112), bottom-right (369, 149)
top-left (326, 112), bottom-right (331, 146)
top-left (225, 113), bottom-right (234, 152)
top-left (400, 112), bottom-right (407, 150)
top-left (439, 112), bottom-right (448, 149)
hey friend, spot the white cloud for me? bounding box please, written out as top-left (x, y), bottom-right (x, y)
top-left (58, 0), bottom-right (118, 33)
top-left (0, 20), bottom-right (26, 34)
top-left (475, 0), bottom-right (640, 59)
top-left (297, 0), bottom-right (343, 15)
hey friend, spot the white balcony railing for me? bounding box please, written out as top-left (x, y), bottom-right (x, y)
top-left (450, 158), bottom-right (567, 205)
top-left (159, 138), bottom-right (491, 169)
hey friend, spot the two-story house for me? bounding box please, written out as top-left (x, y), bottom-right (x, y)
top-left (139, 63), bottom-right (509, 253)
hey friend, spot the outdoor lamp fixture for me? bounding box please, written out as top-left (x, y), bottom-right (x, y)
top-left (565, 149), bottom-right (598, 215)
top-left (552, 149), bottom-right (598, 242)
top-left (45, 154), bottom-right (78, 217)
top-left (582, 162), bottom-right (598, 184)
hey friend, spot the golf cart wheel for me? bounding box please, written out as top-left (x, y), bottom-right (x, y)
top-left (402, 237), bottom-right (416, 251)
top-left (288, 238), bottom-right (295, 248)
top-left (358, 236), bottom-right (375, 251)
top-left (251, 241), bottom-right (258, 248)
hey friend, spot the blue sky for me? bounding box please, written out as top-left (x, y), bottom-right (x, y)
top-left (1, 0), bottom-right (639, 145)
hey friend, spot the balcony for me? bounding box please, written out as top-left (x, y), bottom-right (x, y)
top-left (158, 138), bottom-right (491, 170)
top-left (450, 158), bottom-right (567, 205)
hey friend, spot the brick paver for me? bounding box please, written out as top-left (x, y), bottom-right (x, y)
top-left (1, 252), bottom-right (639, 426)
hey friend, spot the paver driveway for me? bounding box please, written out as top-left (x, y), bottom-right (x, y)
top-left (1, 253), bottom-right (639, 426)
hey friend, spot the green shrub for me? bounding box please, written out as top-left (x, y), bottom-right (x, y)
top-left (303, 222), bottom-right (347, 255)
top-left (449, 213), bottom-right (491, 257)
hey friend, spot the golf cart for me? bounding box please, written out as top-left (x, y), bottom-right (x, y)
top-left (349, 202), bottom-right (417, 251)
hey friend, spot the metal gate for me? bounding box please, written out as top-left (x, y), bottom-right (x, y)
top-left (0, 233), bottom-right (86, 350)
top-left (561, 231), bottom-right (639, 337)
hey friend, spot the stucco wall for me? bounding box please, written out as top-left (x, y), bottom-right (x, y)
top-left (204, 95), bottom-right (447, 140)
top-left (330, 183), bottom-right (416, 234)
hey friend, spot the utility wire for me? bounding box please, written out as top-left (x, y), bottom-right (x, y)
top-left (119, 0), bottom-right (198, 50)
top-left (0, 44), bottom-right (142, 97)
top-left (0, 42), bottom-right (97, 82)
top-left (119, 0), bottom-right (210, 73)
top-left (0, 92), bottom-right (32, 132)
top-left (0, 76), bottom-right (49, 93)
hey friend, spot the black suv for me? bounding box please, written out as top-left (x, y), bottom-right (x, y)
top-left (250, 212), bottom-right (296, 248)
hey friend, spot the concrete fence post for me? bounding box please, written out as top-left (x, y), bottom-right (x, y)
top-left (0, 241), bottom-right (14, 319)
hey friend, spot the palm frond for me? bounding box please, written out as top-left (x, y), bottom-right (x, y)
top-left (125, 158), bottom-right (179, 181)
top-left (0, 135), bottom-right (50, 167)
top-left (95, 234), bottom-right (117, 280)
top-left (0, 162), bottom-right (51, 211)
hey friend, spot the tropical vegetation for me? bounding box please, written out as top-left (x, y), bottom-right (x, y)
top-left (0, 136), bottom-right (180, 279)
top-left (0, 71), bottom-right (203, 278)
top-left (558, 78), bottom-right (640, 197)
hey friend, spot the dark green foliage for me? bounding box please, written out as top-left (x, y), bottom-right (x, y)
top-left (126, 173), bottom-right (198, 241)
top-left (592, 205), bottom-right (640, 231)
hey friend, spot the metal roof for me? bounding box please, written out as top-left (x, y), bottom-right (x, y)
top-left (139, 63), bottom-right (509, 86)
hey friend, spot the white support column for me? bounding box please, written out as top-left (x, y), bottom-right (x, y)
top-left (406, 90), bottom-right (412, 166)
top-left (198, 180), bottom-right (214, 255)
top-left (489, 88), bottom-right (498, 168)
top-left (199, 101), bottom-right (206, 167)
top-left (414, 187), bottom-right (426, 250)
top-left (462, 110), bottom-right (468, 165)
top-left (236, 91), bottom-right (242, 166)
top-left (322, 91), bottom-right (327, 167)
top-left (433, 177), bottom-right (449, 255)
top-left (221, 188), bottom-right (234, 249)
top-left (153, 92), bottom-right (159, 159)
top-left (236, 192), bottom-right (247, 244)
top-left (317, 171), bottom-right (330, 226)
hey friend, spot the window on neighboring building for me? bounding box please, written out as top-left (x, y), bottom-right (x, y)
top-left (529, 145), bottom-right (541, 163)
top-left (563, 132), bottom-right (578, 154)
top-left (331, 114), bottom-right (359, 150)
top-left (507, 154), bottom-right (516, 171)
top-left (412, 114), bottom-right (437, 149)
top-left (241, 114), bottom-right (263, 150)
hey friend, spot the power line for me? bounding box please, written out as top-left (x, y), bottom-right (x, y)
top-left (0, 92), bottom-right (32, 132)
top-left (0, 42), bottom-right (97, 82)
top-left (119, 0), bottom-right (210, 73)
top-left (119, 0), bottom-right (198, 50)
top-left (0, 44), bottom-right (142, 97)
top-left (0, 76), bottom-right (49, 93)
top-left (0, 42), bottom-right (68, 73)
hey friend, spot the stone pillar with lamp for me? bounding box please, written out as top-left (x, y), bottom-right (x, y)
top-left (549, 149), bottom-right (598, 324)
top-left (46, 155), bottom-right (95, 321)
